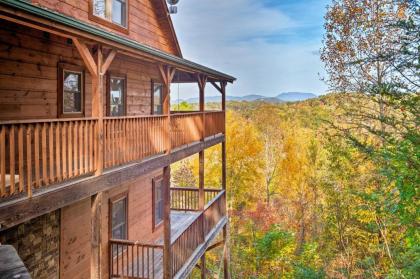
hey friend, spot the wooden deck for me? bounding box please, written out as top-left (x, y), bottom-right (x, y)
top-left (110, 187), bottom-right (226, 279)
top-left (111, 211), bottom-right (200, 279)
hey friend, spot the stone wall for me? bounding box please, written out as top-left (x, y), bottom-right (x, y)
top-left (0, 210), bottom-right (60, 278)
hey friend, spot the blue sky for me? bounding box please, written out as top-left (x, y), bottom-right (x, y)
top-left (170, 0), bottom-right (331, 98)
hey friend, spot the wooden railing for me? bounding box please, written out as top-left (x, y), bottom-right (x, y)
top-left (170, 112), bottom-right (202, 149)
top-left (170, 213), bottom-right (204, 277)
top-left (170, 187), bottom-right (221, 211)
top-left (204, 190), bottom-right (226, 236)
top-left (0, 118), bottom-right (98, 198)
top-left (170, 189), bottom-right (226, 277)
top-left (204, 111), bottom-right (225, 138)
top-left (170, 111), bottom-right (225, 149)
top-left (109, 239), bottom-right (163, 279)
top-left (104, 116), bottom-right (168, 169)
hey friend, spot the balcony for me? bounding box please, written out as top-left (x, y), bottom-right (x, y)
top-left (0, 112), bottom-right (225, 200)
top-left (109, 188), bottom-right (227, 279)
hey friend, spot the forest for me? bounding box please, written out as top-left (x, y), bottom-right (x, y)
top-left (172, 1), bottom-right (419, 278)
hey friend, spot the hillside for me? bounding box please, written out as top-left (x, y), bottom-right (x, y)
top-left (182, 92), bottom-right (318, 104)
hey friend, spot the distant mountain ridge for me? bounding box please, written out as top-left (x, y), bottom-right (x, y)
top-left (182, 92), bottom-right (317, 103)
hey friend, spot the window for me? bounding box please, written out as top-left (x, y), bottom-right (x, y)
top-left (107, 75), bottom-right (126, 116)
top-left (151, 81), bottom-right (163, 115)
top-left (110, 194), bottom-right (128, 240)
top-left (153, 176), bottom-right (164, 229)
top-left (90, 0), bottom-right (128, 32)
top-left (58, 64), bottom-right (84, 118)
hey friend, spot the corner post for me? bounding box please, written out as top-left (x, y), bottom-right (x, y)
top-left (223, 225), bottom-right (230, 279)
top-left (201, 253), bottom-right (206, 279)
top-left (158, 64), bottom-right (176, 279)
top-left (198, 74), bottom-right (207, 213)
top-left (221, 82), bottom-right (229, 279)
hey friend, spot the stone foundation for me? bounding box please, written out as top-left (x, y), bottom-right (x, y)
top-left (0, 210), bottom-right (60, 279)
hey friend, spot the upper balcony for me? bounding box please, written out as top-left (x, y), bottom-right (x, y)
top-left (0, 111), bottom-right (225, 200)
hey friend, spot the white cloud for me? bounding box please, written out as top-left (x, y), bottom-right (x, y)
top-left (171, 0), bottom-right (328, 97)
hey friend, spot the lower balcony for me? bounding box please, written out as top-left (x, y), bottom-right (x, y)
top-left (109, 188), bottom-right (227, 279)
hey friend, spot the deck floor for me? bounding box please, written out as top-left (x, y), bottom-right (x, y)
top-left (114, 211), bottom-right (200, 279)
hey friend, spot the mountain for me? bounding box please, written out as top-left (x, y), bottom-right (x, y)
top-left (276, 92), bottom-right (317, 102)
top-left (181, 92), bottom-right (317, 104)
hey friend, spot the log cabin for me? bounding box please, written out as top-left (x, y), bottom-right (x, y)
top-left (0, 0), bottom-right (235, 278)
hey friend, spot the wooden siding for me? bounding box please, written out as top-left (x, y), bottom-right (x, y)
top-left (31, 0), bottom-right (180, 56)
top-left (60, 198), bottom-right (92, 279)
top-left (0, 20), bottom-right (161, 121)
top-left (99, 169), bottom-right (164, 278)
top-left (0, 20), bottom-right (92, 120)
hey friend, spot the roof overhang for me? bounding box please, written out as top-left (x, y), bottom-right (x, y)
top-left (0, 0), bottom-right (236, 83)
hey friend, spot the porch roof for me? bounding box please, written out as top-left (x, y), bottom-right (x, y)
top-left (0, 0), bottom-right (236, 83)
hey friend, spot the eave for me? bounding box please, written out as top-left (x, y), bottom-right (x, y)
top-left (0, 0), bottom-right (236, 82)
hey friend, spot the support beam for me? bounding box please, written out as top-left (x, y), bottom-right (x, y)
top-left (91, 193), bottom-right (103, 279)
top-left (223, 225), bottom-right (230, 279)
top-left (199, 151), bottom-right (205, 210)
top-left (210, 81), bottom-right (222, 94)
top-left (101, 49), bottom-right (117, 75)
top-left (72, 38), bottom-right (98, 77)
top-left (92, 47), bottom-right (104, 176)
top-left (206, 240), bottom-right (224, 252)
top-left (163, 165), bottom-right (172, 279)
top-left (198, 74), bottom-right (207, 113)
top-left (200, 253), bottom-right (206, 279)
top-left (158, 64), bottom-right (176, 115)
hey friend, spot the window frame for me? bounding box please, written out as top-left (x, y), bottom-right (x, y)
top-left (57, 63), bottom-right (85, 118)
top-left (106, 72), bottom-right (127, 117)
top-left (109, 192), bottom-right (129, 241)
top-left (89, 0), bottom-right (129, 34)
top-left (152, 175), bottom-right (164, 231)
top-left (151, 80), bottom-right (164, 115)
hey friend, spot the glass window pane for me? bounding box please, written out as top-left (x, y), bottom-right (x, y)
top-left (111, 198), bottom-right (127, 239)
top-left (63, 71), bottom-right (82, 113)
top-left (112, 0), bottom-right (126, 26)
top-left (110, 77), bottom-right (125, 116)
top-left (154, 180), bottom-right (163, 225)
top-left (93, 0), bottom-right (106, 17)
top-left (153, 83), bottom-right (163, 114)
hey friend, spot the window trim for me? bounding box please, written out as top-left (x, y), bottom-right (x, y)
top-left (109, 192), bottom-right (129, 240)
top-left (106, 72), bottom-right (127, 117)
top-left (152, 175), bottom-right (164, 231)
top-left (151, 80), bottom-right (163, 115)
top-left (57, 63), bottom-right (85, 118)
top-left (88, 0), bottom-right (129, 34)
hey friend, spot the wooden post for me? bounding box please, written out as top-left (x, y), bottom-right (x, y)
top-left (73, 39), bottom-right (117, 279)
top-left (199, 151), bottom-right (205, 210)
top-left (91, 193), bottom-right (103, 279)
top-left (201, 253), bottom-right (206, 279)
top-left (221, 82), bottom-right (229, 279)
top-left (158, 64), bottom-right (176, 279)
top-left (73, 39), bottom-right (116, 176)
top-left (223, 225), bottom-right (230, 279)
top-left (198, 74), bottom-right (207, 140)
top-left (198, 74), bottom-right (207, 212)
top-left (163, 165), bottom-right (171, 279)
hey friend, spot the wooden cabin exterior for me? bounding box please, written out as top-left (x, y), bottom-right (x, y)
top-left (0, 1), bottom-right (234, 278)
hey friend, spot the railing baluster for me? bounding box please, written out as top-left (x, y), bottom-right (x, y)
top-left (18, 125), bottom-right (24, 192)
top-left (41, 123), bottom-right (47, 185)
top-left (26, 125), bottom-right (32, 197)
top-left (9, 125), bottom-right (16, 194)
top-left (0, 126), bottom-right (5, 196)
top-left (34, 123), bottom-right (40, 188)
